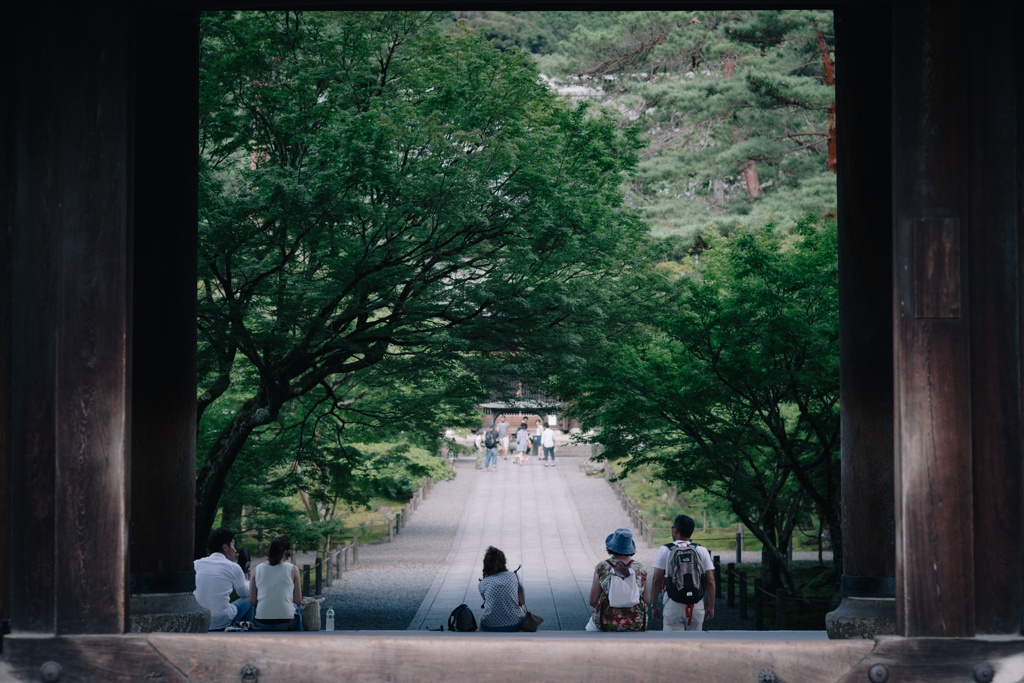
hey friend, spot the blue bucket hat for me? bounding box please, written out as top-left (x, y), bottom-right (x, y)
top-left (605, 528), bottom-right (636, 555)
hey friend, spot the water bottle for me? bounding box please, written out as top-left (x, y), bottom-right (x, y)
top-left (326, 605), bottom-right (335, 631)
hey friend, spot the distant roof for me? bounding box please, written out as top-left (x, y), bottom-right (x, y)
top-left (478, 401), bottom-right (563, 410)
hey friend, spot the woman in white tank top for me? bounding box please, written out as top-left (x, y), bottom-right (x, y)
top-left (248, 537), bottom-right (303, 630)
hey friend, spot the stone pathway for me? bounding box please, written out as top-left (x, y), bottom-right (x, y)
top-left (408, 459), bottom-right (599, 631)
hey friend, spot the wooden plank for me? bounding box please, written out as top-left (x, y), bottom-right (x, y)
top-left (966, 12), bottom-right (1023, 635)
top-left (835, 2), bottom-right (892, 589)
top-left (1, 634), bottom-right (874, 683)
top-left (893, 0), bottom-right (974, 638)
top-left (2, 635), bottom-right (190, 683)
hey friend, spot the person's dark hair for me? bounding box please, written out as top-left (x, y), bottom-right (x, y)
top-left (520, 422), bottom-right (527, 430)
top-left (673, 514), bottom-right (696, 538)
top-left (268, 536), bottom-right (291, 566)
top-left (482, 546), bottom-right (508, 578)
top-left (206, 528), bottom-right (235, 555)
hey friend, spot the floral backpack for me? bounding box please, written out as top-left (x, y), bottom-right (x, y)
top-left (596, 560), bottom-right (647, 632)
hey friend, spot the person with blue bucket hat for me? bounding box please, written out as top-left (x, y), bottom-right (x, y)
top-left (587, 528), bottom-right (651, 631)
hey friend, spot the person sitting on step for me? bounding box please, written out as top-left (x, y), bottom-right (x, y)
top-left (250, 536), bottom-right (303, 631)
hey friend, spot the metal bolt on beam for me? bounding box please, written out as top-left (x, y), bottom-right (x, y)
top-left (867, 663), bottom-right (889, 683)
top-left (973, 663), bottom-right (995, 683)
top-left (40, 661), bottom-right (62, 683)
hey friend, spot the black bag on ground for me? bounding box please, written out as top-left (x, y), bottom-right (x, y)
top-left (448, 604), bottom-right (477, 631)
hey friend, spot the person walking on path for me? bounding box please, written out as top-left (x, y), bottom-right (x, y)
top-left (496, 415), bottom-right (510, 460)
top-left (588, 528), bottom-right (650, 631)
top-left (515, 422), bottom-right (530, 466)
top-left (483, 422), bottom-right (500, 472)
top-left (650, 514), bottom-right (716, 632)
top-left (541, 424), bottom-right (556, 466)
top-left (533, 418), bottom-right (544, 460)
top-left (478, 546), bottom-right (525, 632)
top-left (473, 428), bottom-right (485, 470)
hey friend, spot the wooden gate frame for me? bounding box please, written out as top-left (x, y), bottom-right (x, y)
top-left (3, 0), bottom-right (1022, 681)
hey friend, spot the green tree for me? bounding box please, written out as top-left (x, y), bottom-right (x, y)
top-left (544, 10), bottom-right (836, 243)
top-left (556, 216), bottom-right (839, 593)
top-left (195, 11), bottom-right (647, 556)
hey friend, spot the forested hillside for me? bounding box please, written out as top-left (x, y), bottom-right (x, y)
top-left (454, 11), bottom-right (836, 251)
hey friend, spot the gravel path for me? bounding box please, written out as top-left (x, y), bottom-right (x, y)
top-left (315, 458), bottom-right (475, 630)
top-left (308, 454), bottom-right (827, 632)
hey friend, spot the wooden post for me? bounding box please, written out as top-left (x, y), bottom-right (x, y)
top-left (6, 4), bottom-right (134, 634)
top-left (892, 0), bottom-right (974, 638)
top-left (315, 559), bottom-right (322, 596)
top-left (727, 564), bottom-right (735, 609)
top-left (353, 537), bottom-right (359, 565)
top-left (128, 10), bottom-right (203, 631)
top-left (303, 565), bottom-right (310, 597)
top-left (739, 572), bottom-right (748, 620)
top-left (963, 9), bottom-right (1024, 636)
top-left (735, 533), bottom-right (742, 565)
top-left (714, 557), bottom-right (722, 600)
top-left (832, 1), bottom-right (897, 625)
top-left (776, 589), bottom-right (786, 630)
top-left (753, 579), bottom-right (763, 630)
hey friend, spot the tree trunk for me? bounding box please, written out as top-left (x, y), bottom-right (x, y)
top-left (220, 500), bottom-right (242, 533)
top-left (816, 29), bottom-right (837, 173)
top-left (194, 386), bottom-right (282, 558)
top-left (743, 161), bottom-right (761, 197)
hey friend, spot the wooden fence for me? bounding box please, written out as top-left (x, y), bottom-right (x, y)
top-left (298, 476), bottom-right (436, 596)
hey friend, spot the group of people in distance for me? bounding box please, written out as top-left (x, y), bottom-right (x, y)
top-left (476, 514), bottom-right (715, 632)
top-left (474, 415), bottom-right (557, 471)
top-left (193, 529), bottom-right (305, 631)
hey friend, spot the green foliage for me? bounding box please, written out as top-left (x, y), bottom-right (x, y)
top-left (541, 10), bottom-right (836, 245)
top-left (195, 10), bottom-right (648, 554)
top-left (555, 215), bottom-right (840, 595)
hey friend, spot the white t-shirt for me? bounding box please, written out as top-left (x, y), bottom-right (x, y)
top-left (652, 540), bottom-right (715, 608)
top-left (541, 427), bottom-right (555, 448)
top-left (194, 552), bottom-right (250, 629)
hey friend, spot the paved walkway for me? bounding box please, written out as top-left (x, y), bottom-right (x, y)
top-left (408, 460), bottom-right (599, 631)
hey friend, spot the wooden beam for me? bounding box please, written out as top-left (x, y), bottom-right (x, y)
top-left (7, 2), bottom-right (133, 635)
top-left (892, 0), bottom-right (974, 637)
top-left (2, 634), bottom-right (874, 683)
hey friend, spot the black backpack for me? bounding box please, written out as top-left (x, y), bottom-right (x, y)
top-left (664, 542), bottom-right (707, 605)
top-left (448, 604), bottom-right (477, 631)
top-left (484, 430), bottom-right (498, 449)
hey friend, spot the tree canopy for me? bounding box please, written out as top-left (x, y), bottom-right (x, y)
top-left (195, 10), bottom-right (648, 555)
top-left (552, 215), bottom-right (840, 592)
top-left (533, 10), bottom-right (836, 244)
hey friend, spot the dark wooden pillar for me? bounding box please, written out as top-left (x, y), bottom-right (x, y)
top-left (6, 2), bottom-right (134, 634)
top-left (894, 0), bottom-right (1023, 638)
top-left (966, 9), bottom-right (1022, 636)
top-left (128, 9), bottom-right (202, 615)
top-left (834, 1), bottom-right (895, 595)
top-left (0, 22), bottom-right (13, 637)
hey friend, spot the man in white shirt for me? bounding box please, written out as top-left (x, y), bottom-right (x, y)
top-left (194, 528), bottom-right (253, 630)
top-left (541, 425), bottom-right (556, 467)
top-left (651, 514), bottom-right (716, 631)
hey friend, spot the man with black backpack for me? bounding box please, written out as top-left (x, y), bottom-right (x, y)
top-left (650, 514), bottom-right (716, 631)
top-left (483, 422), bottom-right (500, 472)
